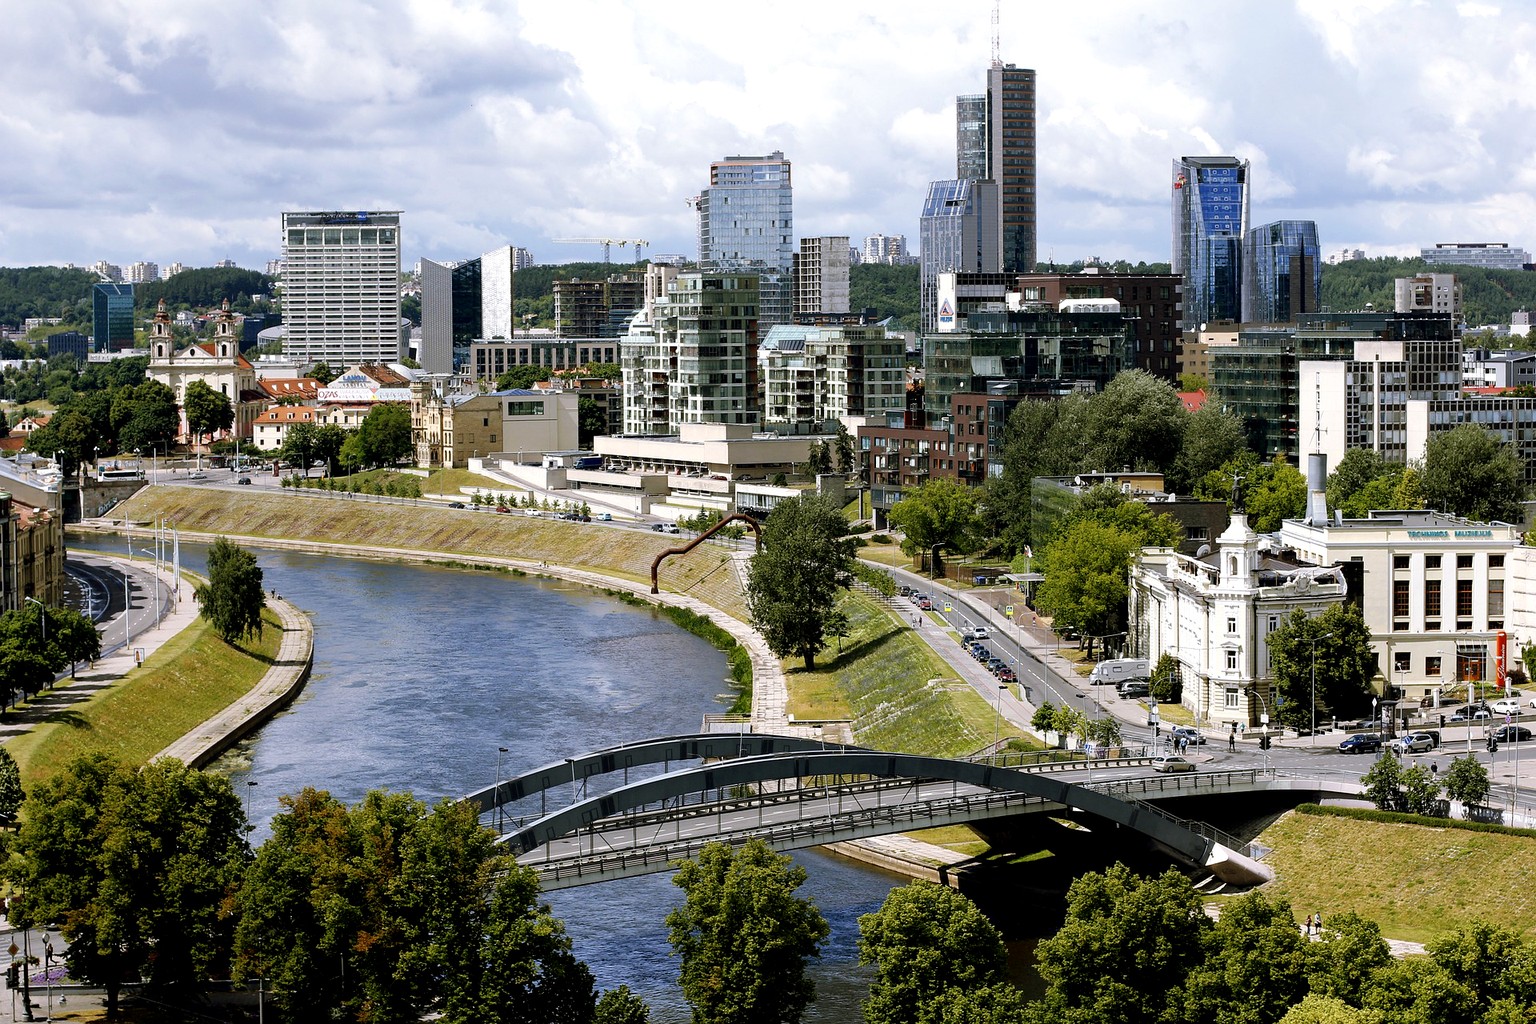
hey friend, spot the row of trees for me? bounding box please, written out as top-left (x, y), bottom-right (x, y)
top-left (0, 600), bottom-right (100, 711)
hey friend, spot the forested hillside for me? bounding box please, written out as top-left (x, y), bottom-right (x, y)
top-left (134, 267), bottom-right (274, 312)
top-left (850, 263), bottom-right (920, 329)
top-left (1320, 257), bottom-right (1536, 325)
top-left (0, 267), bottom-right (101, 326)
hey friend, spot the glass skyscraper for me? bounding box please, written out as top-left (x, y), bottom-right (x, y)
top-left (956, 94), bottom-right (988, 181)
top-left (1172, 156), bottom-right (1249, 328)
top-left (919, 179), bottom-right (1000, 333)
top-left (698, 152), bottom-right (793, 330)
top-left (987, 65), bottom-right (1037, 275)
top-left (92, 282), bottom-right (135, 352)
top-left (1241, 220), bottom-right (1321, 324)
top-left (419, 244), bottom-right (518, 374)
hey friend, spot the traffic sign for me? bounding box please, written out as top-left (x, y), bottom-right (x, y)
top-left (1005, 605), bottom-right (1014, 617)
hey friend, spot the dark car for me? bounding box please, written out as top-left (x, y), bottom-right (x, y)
top-left (236, 475), bottom-right (252, 485)
top-left (1493, 725), bottom-right (1533, 743)
top-left (1337, 733), bottom-right (1383, 754)
top-left (447, 501), bottom-right (466, 509)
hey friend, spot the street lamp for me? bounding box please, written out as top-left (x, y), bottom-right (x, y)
top-left (136, 550), bottom-right (162, 625)
top-left (1308, 632), bottom-right (1334, 749)
top-left (22, 597), bottom-right (44, 642)
top-left (1247, 686), bottom-right (1274, 775)
top-left (245, 780), bottom-right (258, 831)
top-left (993, 683), bottom-right (1008, 765)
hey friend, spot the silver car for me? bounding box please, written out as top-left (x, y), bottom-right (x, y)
top-left (1150, 755), bottom-right (1196, 774)
top-left (1392, 732), bottom-right (1435, 754)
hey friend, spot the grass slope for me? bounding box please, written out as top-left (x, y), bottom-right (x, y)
top-left (108, 486), bottom-right (748, 621)
top-left (7, 607), bottom-right (283, 787)
top-left (1257, 808), bottom-right (1536, 942)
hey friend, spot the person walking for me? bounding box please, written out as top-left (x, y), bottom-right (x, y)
top-left (1228, 730), bottom-right (1237, 753)
top-left (1305, 913), bottom-right (1314, 936)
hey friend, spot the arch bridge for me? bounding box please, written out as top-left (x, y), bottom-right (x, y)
top-left (462, 733), bottom-right (1361, 891)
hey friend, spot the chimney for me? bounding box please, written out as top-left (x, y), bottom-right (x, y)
top-left (1304, 452), bottom-right (1329, 525)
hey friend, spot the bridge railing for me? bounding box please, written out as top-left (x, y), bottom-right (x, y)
top-left (1087, 768), bottom-right (1271, 857)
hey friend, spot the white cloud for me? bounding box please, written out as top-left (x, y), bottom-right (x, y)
top-left (0, 0), bottom-right (1534, 272)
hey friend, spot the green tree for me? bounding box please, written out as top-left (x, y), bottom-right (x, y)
top-left (23, 408), bottom-right (96, 475)
top-left (1303, 911), bottom-right (1392, 1007)
top-left (1361, 956), bottom-right (1475, 1024)
top-left (182, 378), bottom-right (234, 448)
top-left (1400, 763), bottom-right (1443, 816)
top-left (1277, 993), bottom-right (1382, 1024)
top-left (834, 422), bottom-right (856, 475)
top-left (313, 422), bottom-right (347, 475)
top-left (0, 746), bottom-right (22, 823)
top-left (6, 754), bottom-right (250, 1019)
top-left (495, 365), bottom-right (552, 391)
top-left (358, 402), bottom-right (413, 467)
top-left (308, 361), bottom-right (338, 384)
top-left (987, 393), bottom-right (1093, 554)
top-left (596, 986), bottom-right (652, 1024)
top-left (1085, 369), bottom-right (1187, 476)
top-left (1421, 424), bottom-right (1527, 523)
top-left (49, 604), bottom-right (102, 677)
top-left (0, 637), bottom-right (55, 707)
top-left (1441, 754), bottom-right (1491, 812)
top-left (1426, 923), bottom-right (1531, 1011)
top-left (1245, 457), bottom-right (1309, 532)
top-left (745, 495), bottom-right (855, 670)
top-left (1178, 372), bottom-right (1210, 392)
top-left (1175, 890), bottom-right (1309, 1024)
top-left (1150, 652), bottom-right (1184, 704)
top-left (1361, 754), bottom-right (1406, 811)
top-left (578, 396), bottom-right (608, 447)
top-left (1034, 865), bottom-right (1210, 1023)
top-left (1033, 520), bottom-right (1140, 655)
top-left (1264, 605), bottom-right (1378, 730)
top-left (280, 421), bottom-right (319, 476)
top-left (1030, 701), bottom-right (1056, 733)
top-left (1066, 483), bottom-right (1184, 549)
top-left (1169, 406), bottom-right (1248, 494)
top-left (195, 537), bottom-right (266, 644)
top-left (667, 839), bottom-right (829, 1024)
top-left (807, 439), bottom-right (833, 475)
top-left (858, 880), bottom-right (1008, 1024)
top-left (887, 478), bottom-right (982, 558)
top-left (110, 379), bottom-right (180, 455)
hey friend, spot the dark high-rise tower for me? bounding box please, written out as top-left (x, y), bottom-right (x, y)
top-left (986, 64), bottom-right (1036, 274)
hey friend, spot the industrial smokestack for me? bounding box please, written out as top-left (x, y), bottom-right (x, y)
top-left (1304, 452), bottom-right (1328, 525)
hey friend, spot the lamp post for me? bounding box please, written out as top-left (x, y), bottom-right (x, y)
top-left (22, 597), bottom-right (44, 642)
top-left (245, 780), bottom-right (258, 830)
top-left (993, 682), bottom-right (1007, 765)
top-left (42, 935), bottom-right (52, 1024)
top-left (1308, 632), bottom-right (1333, 749)
top-left (1247, 686), bottom-right (1273, 775)
top-left (136, 550), bottom-right (161, 625)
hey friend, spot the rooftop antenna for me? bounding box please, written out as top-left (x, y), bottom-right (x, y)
top-left (991, 0), bottom-right (1002, 68)
top-left (1310, 371), bottom-right (1327, 454)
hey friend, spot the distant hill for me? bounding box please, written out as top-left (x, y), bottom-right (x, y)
top-left (0, 266), bottom-right (101, 326)
top-left (1320, 257), bottom-right (1536, 326)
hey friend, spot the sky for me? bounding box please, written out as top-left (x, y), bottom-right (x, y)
top-left (3, 0), bottom-right (1535, 275)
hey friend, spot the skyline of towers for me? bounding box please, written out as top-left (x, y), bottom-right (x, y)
top-left (1171, 156), bottom-right (1250, 328)
top-left (1242, 220), bottom-right (1321, 324)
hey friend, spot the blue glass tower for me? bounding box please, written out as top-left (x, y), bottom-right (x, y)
top-left (92, 282), bottom-right (135, 352)
top-left (1172, 156), bottom-right (1249, 328)
top-left (919, 179), bottom-right (1000, 333)
top-left (1242, 220), bottom-right (1321, 323)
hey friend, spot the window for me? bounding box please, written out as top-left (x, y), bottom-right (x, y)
top-left (1457, 579), bottom-right (1473, 620)
top-left (1393, 554), bottom-right (1410, 570)
top-left (1424, 578), bottom-right (1441, 617)
top-left (1393, 580), bottom-right (1410, 622)
top-left (1426, 656), bottom-right (1442, 677)
top-left (1268, 615), bottom-right (1279, 634)
top-left (1489, 578), bottom-right (1504, 618)
top-left (1225, 688), bottom-right (1240, 709)
top-left (1457, 554), bottom-right (1473, 569)
top-left (1226, 616), bottom-right (1237, 635)
top-left (1225, 650), bottom-right (1238, 671)
top-left (1394, 651), bottom-right (1411, 673)
top-left (1425, 555), bottom-right (1442, 569)
top-left (1491, 554), bottom-right (1505, 568)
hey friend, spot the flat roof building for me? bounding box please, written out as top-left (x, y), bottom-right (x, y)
top-left (281, 210), bottom-right (404, 368)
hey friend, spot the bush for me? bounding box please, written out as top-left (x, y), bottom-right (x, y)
top-left (1150, 653), bottom-right (1183, 704)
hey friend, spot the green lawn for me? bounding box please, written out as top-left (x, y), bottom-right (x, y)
top-left (786, 592), bottom-right (1028, 758)
top-left (7, 607), bottom-right (283, 787)
top-left (1257, 808), bottom-right (1536, 942)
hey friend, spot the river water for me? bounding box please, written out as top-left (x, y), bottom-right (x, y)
top-left (71, 538), bottom-right (904, 1021)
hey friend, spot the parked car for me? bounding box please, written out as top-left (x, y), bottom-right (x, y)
top-left (917, 597), bottom-right (934, 610)
top-left (960, 627), bottom-right (977, 643)
top-left (971, 645), bottom-right (990, 661)
top-left (496, 505), bottom-right (511, 513)
top-left (1119, 682), bottom-right (1151, 699)
top-left (1491, 698), bottom-right (1523, 717)
top-left (996, 667), bottom-right (1017, 683)
top-left (596, 512), bottom-right (613, 521)
top-left (1392, 732), bottom-right (1435, 754)
top-left (1337, 733), bottom-right (1383, 754)
top-left (1150, 755), bottom-right (1196, 774)
top-left (1169, 725), bottom-right (1206, 746)
top-left (898, 585), bottom-right (914, 598)
top-left (1492, 725), bottom-right (1533, 743)
top-left (447, 501), bottom-right (466, 509)
top-left (987, 658), bottom-right (1006, 674)
top-left (972, 626), bottom-right (990, 640)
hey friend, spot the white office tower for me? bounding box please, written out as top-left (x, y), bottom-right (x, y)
top-left (280, 211), bottom-right (404, 368)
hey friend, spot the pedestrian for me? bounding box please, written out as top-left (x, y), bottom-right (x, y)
top-left (1314, 911), bottom-right (1322, 935)
top-left (1228, 731), bottom-right (1236, 752)
top-left (1431, 761), bottom-right (1439, 776)
top-left (1305, 913), bottom-right (1313, 935)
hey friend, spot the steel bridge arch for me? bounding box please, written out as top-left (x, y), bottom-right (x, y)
top-left (463, 733), bottom-right (865, 818)
top-left (501, 748), bottom-right (1216, 868)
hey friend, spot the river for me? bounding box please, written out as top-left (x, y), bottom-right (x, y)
top-left (71, 537), bottom-right (909, 1021)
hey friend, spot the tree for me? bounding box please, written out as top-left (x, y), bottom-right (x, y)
top-left (1032, 520), bottom-right (1140, 655)
top-left (887, 479), bottom-right (982, 558)
top-left (0, 746), bottom-right (22, 824)
top-left (1264, 605), bottom-right (1378, 730)
top-left (110, 379), bottom-right (180, 454)
top-left (1176, 890), bottom-right (1309, 1024)
top-left (49, 604), bottom-right (102, 677)
top-left (834, 422), bottom-right (856, 475)
top-left (1169, 406), bottom-right (1248, 494)
top-left (578, 396), bottom-right (608, 447)
top-left (1244, 458), bottom-right (1308, 532)
top-left (1361, 754), bottom-right (1406, 811)
top-left (1441, 754), bottom-right (1491, 812)
top-left (1034, 865), bottom-right (1210, 1023)
top-left (182, 379), bottom-right (234, 448)
top-left (313, 423), bottom-right (347, 475)
top-left (1426, 923), bottom-right (1532, 1011)
top-left (858, 880), bottom-right (1008, 1024)
top-left (1178, 372), bottom-right (1210, 392)
top-left (495, 365), bottom-right (552, 391)
top-left (6, 754), bottom-right (250, 1019)
top-left (1400, 763), bottom-right (1443, 816)
top-left (1277, 993), bottom-right (1381, 1024)
top-left (358, 402), bottom-right (413, 467)
top-left (195, 537), bottom-right (266, 644)
top-left (596, 986), bottom-right (651, 1024)
top-left (745, 495), bottom-right (855, 670)
top-left (0, 637), bottom-right (55, 709)
top-left (807, 439), bottom-right (833, 475)
top-left (279, 421), bottom-right (319, 476)
top-left (1150, 653), bottom-right (1184, 704)
top-left (1302, 911), bottom-right (1392, 1007)
top-left (1421, 424), bottom-right (1526, 523)
top-left (667, 839), bottom-right (829, 1024)
top-left (309, 360), bottom-right (338, 384)
top-left (1084, 369), bottom-right (1187, 476)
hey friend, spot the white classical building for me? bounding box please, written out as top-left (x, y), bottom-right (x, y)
top-left (146, 299), bottom-right (265, 442)
top-left (1129, 513), bottom-right (1346, 733)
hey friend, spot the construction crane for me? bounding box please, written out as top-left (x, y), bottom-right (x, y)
top-left (551, 238), bottom-right (649, 263)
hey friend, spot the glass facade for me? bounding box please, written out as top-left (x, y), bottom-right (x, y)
top-left (698, 152), bottom-right (793, 330)
top-left (956, 94), bottom-right (987, 180)
top-left (987, 66), bottom-right (1037, 274)
top-left (919, 179), bottom-right (1000, 333)
top-left (1172, 157), bottom-right (1249, 328)
top-left (1241, 220), bottom-right (1321, 323)
top-left (280, 210), bottom-right (403, 367)
top-left (1420, 243), bottom-right (1531, 270)
top-left (92, 283), bottom-right (135, 351)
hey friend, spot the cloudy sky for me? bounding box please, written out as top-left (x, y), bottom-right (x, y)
top-left (3, 0), bottom-right (1533, 274)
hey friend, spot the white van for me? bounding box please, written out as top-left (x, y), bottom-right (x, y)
top-left (1088, 658), bottom-right (1150, 687)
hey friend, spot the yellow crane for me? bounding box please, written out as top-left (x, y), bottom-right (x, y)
top-left (551, 238), bottom-right (649, 263)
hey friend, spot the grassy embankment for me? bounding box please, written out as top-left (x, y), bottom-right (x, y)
top-left (6, 607), bottom-right (283, 786)
top-left (110, 486), bottom-right (749, 622)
